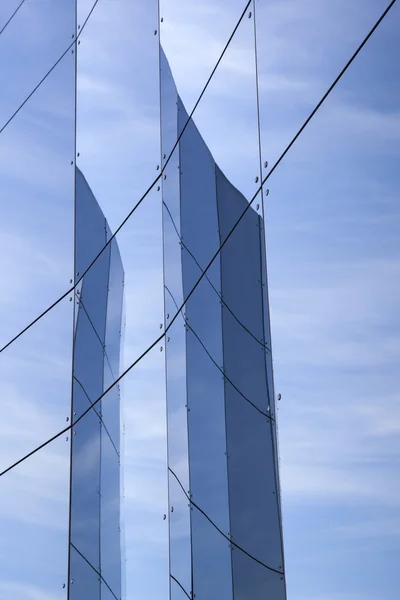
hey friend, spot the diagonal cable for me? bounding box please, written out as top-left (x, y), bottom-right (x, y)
top-left (163, 199), bottom-right (270, 352)
top-left (0, 0), bottom-right (395, 480)
top-left (169, 467), bottom-right (284, 575)
top-left (170, 575), bottom-right (192, 600)
top-left (0, 0), bottom-right (253, 356)
top-left (0, 0), bottom-right (27, 36)
top-left (0, 0), bottom-right (100, 135)
top-left (70, 542), bottom-right (119, 600)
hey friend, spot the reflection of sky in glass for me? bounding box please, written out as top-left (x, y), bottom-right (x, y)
top-left (70, 171), bottom-right (123, 599)
top-left (0, 1), bottom-right (399, 600)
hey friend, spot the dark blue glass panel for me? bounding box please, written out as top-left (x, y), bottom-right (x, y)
top-left (70, 408), bottom-right (101, 570)
top-left (216, 167), bottom-right (285, 597)
top-left (190, 510), bottom-right (232, 600)
top-left (105, 238), bottom-right (124, 381)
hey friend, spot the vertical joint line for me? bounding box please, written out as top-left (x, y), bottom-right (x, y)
top-left (253, 0), bottom-right (264, 214)
top-left (157, 5), bottom-right (173, 600)
top-left (67, 1), bottom-right (78, 598)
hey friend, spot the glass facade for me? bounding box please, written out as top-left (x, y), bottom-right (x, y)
top-left (69, 169), bottom-right (124, 600)
top-left (1, 3), bottom-right (284, 598)
top-left (161, 51), bottom-right (286, 599)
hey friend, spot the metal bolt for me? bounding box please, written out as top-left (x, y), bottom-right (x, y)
top-left (256, 204), bottom-right (260, 210)
top-left (265, 189), bottom-right (269, 196)
top-left (255, 176), bottom-right (259, 183)
top-left (154, 29), bottom-right (157, 35)
top-left (264, 160), bottom-right (268, 169)
top-left (161, 17), bottom-right (164, 22)
top-left (160, 346), bottom-right (163, 352)
top-left (248, 11), bottom-right (252, 18)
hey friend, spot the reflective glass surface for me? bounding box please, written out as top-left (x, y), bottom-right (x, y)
top-left (70, 171), bottom-right (124, 599)
top-left (216, 168), bottom-right (285, 597)
top-left (162, 24), bottom-right (285, 597)
top-left (178, 100), bottom-right (232, 598)
top-left (0, 2), bottom-right (75, 597)
top-left (76, 3), bottom-right (167, 597)
top-left (161, 49), bottom-right (192, 598)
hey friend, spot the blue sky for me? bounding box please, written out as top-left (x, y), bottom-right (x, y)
top-left (0, 0), bottom-right (399, 599)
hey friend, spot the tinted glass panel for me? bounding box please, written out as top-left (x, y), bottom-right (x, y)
top-left (217, 168), bottom-right (285, 597)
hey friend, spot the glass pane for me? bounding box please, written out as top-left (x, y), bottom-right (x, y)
top-left (76, 2), bottom-right (166, 598)
top-left (217, 171), bottom-right (285, 596)
top-left (191, 510), bottom-right (232, 600)
top-left (0, 1), bottom-right (75, 598)
top-left (70, 409), bottom-right (101, 571)
top-left (161, 48), bottom-right (192, 596)
top-left (178, 98), bottom-right (231, 597)
top-left (101, 430), bottom-right (122, 599)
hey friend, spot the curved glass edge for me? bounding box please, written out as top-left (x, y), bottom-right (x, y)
top-left (70, 169), bottom-right (124, 600)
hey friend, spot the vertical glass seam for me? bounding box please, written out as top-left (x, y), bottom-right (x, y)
top-left (67, 0), bottom-right (78, 596)
top-left (215, 164), bottom-right (235, 600)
